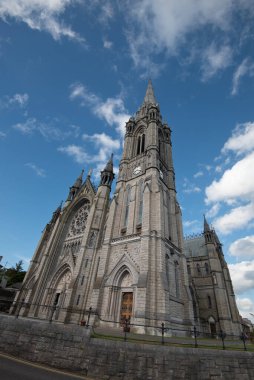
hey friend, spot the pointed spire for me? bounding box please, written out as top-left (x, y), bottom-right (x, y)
top-left (104, 153), bottom-right (114, 173)
top-left (73, 169), bottom-right (84, 189)
top-left (100, 154), bottom-right (114, 188)
top-left (203, 215), bottom-right (210, 233)
top-left (49, 201), bottom-right (62, 224)
top-left (143, 79), bottom-right (157, 105)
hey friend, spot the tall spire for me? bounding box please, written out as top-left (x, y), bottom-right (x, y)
top-left (203, 215), bottom-right (210, 232)
top-left (143, 79), bottom-right (157, 105)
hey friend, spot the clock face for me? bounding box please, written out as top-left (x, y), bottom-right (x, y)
top-left (133, 166), bottom-right (141, 175)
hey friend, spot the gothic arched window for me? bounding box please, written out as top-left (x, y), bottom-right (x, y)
top-left (174, 261), bottom-right (179, 298)
top-left (208, 295), bottom-right (212, 309)
top-left (136, 133), bottom-right (145, 155)
top-left (137, 180), bottom-right (144, 225)
top-left (166, 254), bottom-right (170, 288)
top-left (124, 185), bottom-right (131, 227)
top-left (67, 200), bottom-right (90, 238)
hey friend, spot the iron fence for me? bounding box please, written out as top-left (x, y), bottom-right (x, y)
top-left (1, 299), bottom-right (253, 351)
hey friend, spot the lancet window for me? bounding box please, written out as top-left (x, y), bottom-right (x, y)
top-left (137, 133), bottom-right (145, 155)
top-left (137, 180), bottom-right (144, 225)
top-left (124, 185), bottom-right (131, 227)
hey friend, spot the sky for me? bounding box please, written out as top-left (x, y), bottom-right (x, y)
top-left (0, 0), bottom-right (254, 322)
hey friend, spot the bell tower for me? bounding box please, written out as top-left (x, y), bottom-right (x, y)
top-left (91, 81), bottom-right (193, 332)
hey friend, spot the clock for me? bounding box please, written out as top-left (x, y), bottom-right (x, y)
top-left (133, 166), bottom-right (142, 175)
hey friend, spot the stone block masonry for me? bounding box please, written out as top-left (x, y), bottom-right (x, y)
top-left (0, 315), bottom-right (254, 379)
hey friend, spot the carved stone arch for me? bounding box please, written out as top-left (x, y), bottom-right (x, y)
top-left (208, 315), bottom-right (217, 336)
top-left (113, 265), bottom-right (134, 288)
top-left (134, 124), bottom-right (146, 157)
top-left (63, 197), bottom-right (90, 225)
top-left (25, 275), bottom-right (37, 290)
top-left (50, 263), bottom-right (72, 290)
top-left (105, 255), bottom-right (139, 287)
top-left (105, 261), bottom-right (138, 323)
top-left (134, 124), bottom-right (146, 136)
top-left (61, 198), bottom-right (91, 244)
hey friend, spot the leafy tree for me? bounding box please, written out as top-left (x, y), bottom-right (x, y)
top-left (5, 260), bottom-right (26, 286)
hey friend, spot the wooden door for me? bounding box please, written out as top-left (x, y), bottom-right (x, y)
top-left (210, 322), bottom-right (216, 337)
top-left (120, 292), bottom-right (133, 323)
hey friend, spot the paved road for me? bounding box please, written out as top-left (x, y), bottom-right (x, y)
top-left (0, 353), bottom-right (91, 380)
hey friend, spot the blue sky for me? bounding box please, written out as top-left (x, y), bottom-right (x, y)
top-left (0, 1), bottom-right (254, 321)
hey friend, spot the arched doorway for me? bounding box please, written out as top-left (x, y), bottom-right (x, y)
top-left (50, 270), bottom-right (71, 321)
top-left (120, 272), bottom-right (133, 324)
top-left (208, 316), bottom-right (216, 337)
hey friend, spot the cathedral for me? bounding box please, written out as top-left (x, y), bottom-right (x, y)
top-left (13, 81), bottom-right (241, 336)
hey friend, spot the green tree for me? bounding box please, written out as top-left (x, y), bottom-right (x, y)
top-left (5, 260), bottom-right (26, 286)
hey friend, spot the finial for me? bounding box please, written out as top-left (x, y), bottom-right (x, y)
top-left (143, 79), bottom-right (157, 105)
top-left (203, 214), bottom-right (210, 232)
top-left (73, 169), bottom-right (84, 189)
top-left (104, 154), bottom-right (114, 173)
top-left (88, 168), bottom-right (93, 177)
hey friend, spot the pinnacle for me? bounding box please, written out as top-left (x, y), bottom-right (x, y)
top-left (104, 154), bottom-right (114, 172)
top-left (73, 169), bottom-right (84, 189)
top-left (203, 214), bottom-right (210, 232)
top-left (143, 79), bottom-right (157, 105)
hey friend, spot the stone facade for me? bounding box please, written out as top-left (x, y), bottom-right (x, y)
top-left (184, 223), bottom-right (241, 336)
top-left (12, 81), bottom-right (241, 336)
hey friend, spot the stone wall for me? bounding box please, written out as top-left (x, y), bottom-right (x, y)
top-left (0, 315), bottom-right (254, 379)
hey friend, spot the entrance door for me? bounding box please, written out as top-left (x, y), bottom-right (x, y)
top-left (210, 322), bottom-right (216, 337)
top-left (120, 292), bottom-right (133, 323)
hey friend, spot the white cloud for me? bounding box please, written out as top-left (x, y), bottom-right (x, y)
top-left (12, 118), bottom-right (80, 140)
top-left (25, 162), bottom-right (46, 177)
top-left (229, 260), bottom-right (254, 294)
top-left (183, 220), bottom-right (198, 228)
top-left (236, 297), bottom-right (254, 321)
top-left (193, 171), bottom-right (203, 178)
top-left (82, 132), bottom-right (120, 162)
top-left (58, 133), bottom-right (119, 180)
top-left (0, 131), bottom-right (6, 138)
top-left (206, 203), bottom-right (220, 218)
top-left (205, 151), bottom-right (254, 203)
top-left (222, 122), bottom-right (254, 155)
top-left (0, 0), bottom-right (84, 43)
top-left (213, 202), bottom-right (254, 234)
top-left (183, 178), bottom-right (201, 194)
top-left (121, 0), bottom-right (254, 76)
top-left (13, 118), bottom-right (36, 134)
top-left (58, 145), bottom-right (89, 164)
top-left (126, 0), bottom-right (233, 55)
top-left (201, 44), bottom-right (233, 81)
top-left (231, 58), bottom-right (254, 95)
top-left (70, 83), bottom-right (130, 137)
top-left (229, 235), bottom-right (254, 260)
top-left (103, 39), bottom-right (113, 49)
top-left (0, 93), bottom-right (29, 108)
top-left (205, 121), bottom-right (254, 234)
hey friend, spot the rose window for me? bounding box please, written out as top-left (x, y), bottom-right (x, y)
top-left (67, 203), bottom-right (90, 238)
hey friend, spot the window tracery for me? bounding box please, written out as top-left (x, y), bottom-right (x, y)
top-left (67, 202), bottom-right (90, 238)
